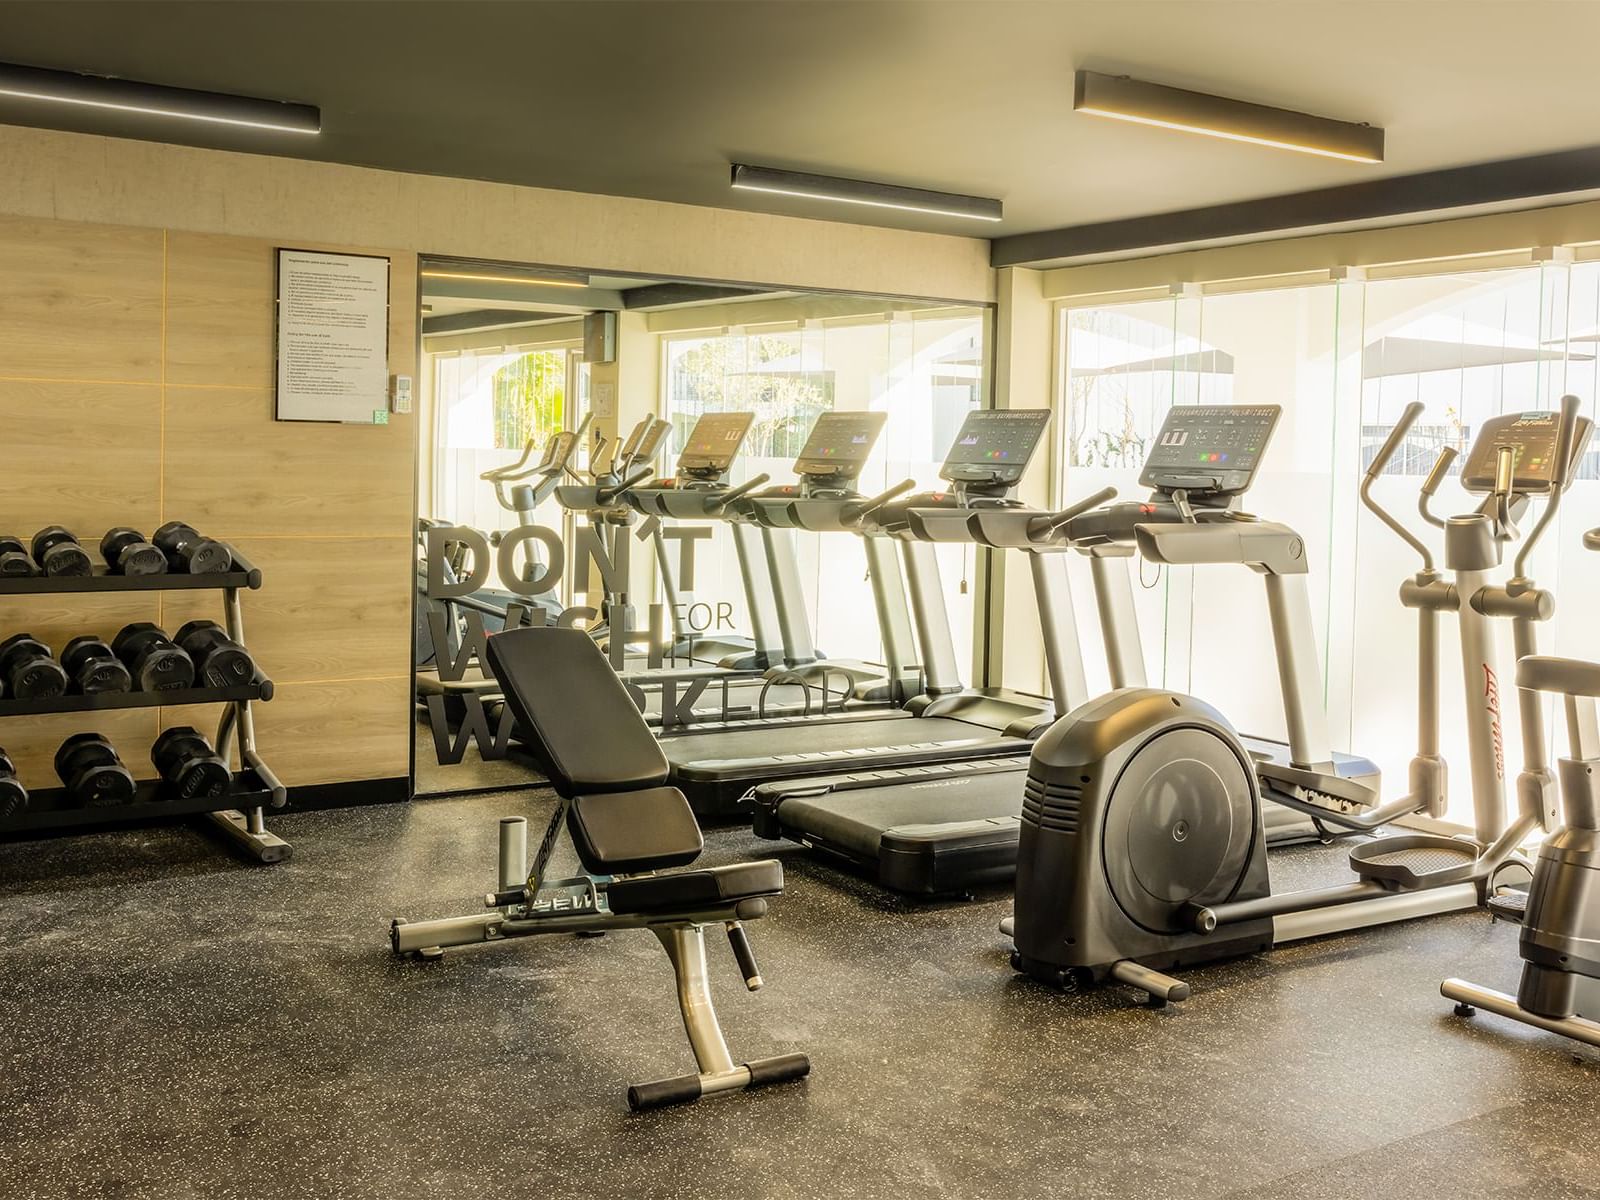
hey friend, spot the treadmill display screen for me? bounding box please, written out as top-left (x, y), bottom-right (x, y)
top-left (677, 412), bottom-right (754, 472)
top-left (939, 409), bottom-right (1051, 484)
top-left (616, 416), bottom-right (654, 462)
top-left (632, 418), bottom-right (670, 463)
top-left (794, 411), bottom-right (888, 476)
top-left (1138, 405), bottom-right (1281, 496)
top-left (540, 430), bottom-right (576, 469)
top-left (1460, 410), bottom-right (1595, 494)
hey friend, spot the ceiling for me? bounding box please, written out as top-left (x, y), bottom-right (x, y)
top-left (3, 0), bottom-right (1599, 253)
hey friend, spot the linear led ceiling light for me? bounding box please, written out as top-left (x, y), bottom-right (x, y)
top-left (1073, 70), bottom-right (1384, 164)
top-left (420, 262), bottom-right (590, 289)
top-left (730, 163), bottom-right (1003, 222)
top-left (0, 62), bottom-right (320, 135)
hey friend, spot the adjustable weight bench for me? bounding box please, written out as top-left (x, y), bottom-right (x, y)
top-left (391, 626), bottom-right (810, 1110)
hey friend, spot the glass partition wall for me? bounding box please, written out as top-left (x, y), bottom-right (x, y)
top-left (1044, 260), bottom-right (1600, 828)
top-left (414, 265), bottom-right (995, 796)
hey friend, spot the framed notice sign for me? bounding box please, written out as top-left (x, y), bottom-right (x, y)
top-left (275, 248), bottom-right (391, 423)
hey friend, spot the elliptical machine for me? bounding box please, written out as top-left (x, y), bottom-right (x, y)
top-left (1010, 397), bottom-right (1592, 1004)
top-left (1443, 522), bottom-right (1600, 1049)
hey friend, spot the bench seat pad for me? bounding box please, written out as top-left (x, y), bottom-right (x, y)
top-left (607, 860), bottom-right (785, 915)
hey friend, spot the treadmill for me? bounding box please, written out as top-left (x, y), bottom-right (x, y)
top-left (559, 413), bottom-right (777, 671)
top-left (614, 411), bottom-right (925, 731)
top-left (663, 408), bottom-right (1060, 817)
top-left (725, 409), bottom-right (922, 706)
top-left (749, 403), bottom-right (1358, 893)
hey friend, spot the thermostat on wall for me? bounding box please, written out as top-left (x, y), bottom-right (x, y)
top-left (391, 374), bottom-right (413, 415)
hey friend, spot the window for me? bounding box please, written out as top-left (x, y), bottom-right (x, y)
top-left (1050, 261), bottom-right (1600, 828)
top-left (490, 349), bottom-right (567, 450)
top-left (427, 341), bottom-right (582, 591)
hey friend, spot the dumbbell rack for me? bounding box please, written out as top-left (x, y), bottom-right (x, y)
top-left (0, 544), bottom-right (290, 863)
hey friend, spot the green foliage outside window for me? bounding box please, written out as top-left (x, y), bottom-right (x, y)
top-left (492, 350), bottom-right (566, 450)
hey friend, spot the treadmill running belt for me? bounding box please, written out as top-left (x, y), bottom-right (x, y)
top-left (663, 714), bottom-right (974, 765)
top-left (781, 770), bottom-right (1024, 858)
top-left (664, 715), bottom-right (1033, 816)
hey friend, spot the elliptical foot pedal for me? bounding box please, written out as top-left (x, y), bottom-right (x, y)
top-left (1349, 834), bottom-right (1478, 888)
top-left (1487, 889), bottom-right (1528, 924)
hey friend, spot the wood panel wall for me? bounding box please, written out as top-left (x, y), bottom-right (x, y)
top-left (0, 214), bottom-right (416, 792)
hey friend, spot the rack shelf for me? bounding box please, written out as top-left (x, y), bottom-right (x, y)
top-left (0, 767), bottom-right (276, 834)
top-left (0, 678), bottom-right (273, 718)
top-left (0, 563), bottom-right (261, 594)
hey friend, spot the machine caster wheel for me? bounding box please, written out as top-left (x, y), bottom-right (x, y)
top-left (1453, 1002), bottom-right (1476, 1018)
top-left (1009, 951), bottom-right (1023, 973)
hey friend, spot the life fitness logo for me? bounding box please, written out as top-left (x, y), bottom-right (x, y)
top-left (1482, 662), bottom-right (1505, 781)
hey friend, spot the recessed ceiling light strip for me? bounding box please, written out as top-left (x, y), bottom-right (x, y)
top-left (1074, 70), bottom-right (1383, 163)
top-left (730, 164), bottom-right (1003, 222)
top-left (0, 61), bottom-right (319, 134)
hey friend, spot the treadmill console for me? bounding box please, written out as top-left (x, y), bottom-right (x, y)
top-left (632, 418), bottom-right (670, 465)
top-left (1460, 409), bottom-right (1595, 494)
top-left (677, 412), bottom-right (755, 477)
top-left (1138, 404), bottom-right (1281, 496)
top-left (939, 409), bottom-right (1051, 489)
top-left (794, 411), bottom-right (887, 480)
top-left (540, 429), bottom-right (577, 471)
top-left (616, 415), bottom-right (654, 464)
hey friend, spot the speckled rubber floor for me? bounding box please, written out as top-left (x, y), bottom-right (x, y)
top-left (2, 792), bottom-right (1598, 1200)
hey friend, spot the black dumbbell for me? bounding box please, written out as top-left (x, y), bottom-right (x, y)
top-left (152, 522), bottom-right (232, 575)
top-left (0, 634), bottom-right (69, 699)
top-left (173, 620), bottom-right (257, 689)
top-left (55, 733), bottom-right (136, 807)
top-left (111, 623), bottom-right (196, 692)
top-left (30, 527), bottom-right (92, 577)
top-left (0, 748), bottom-right (26, 819)
top-left (61, 636), bottom-right (134, 695)
top-left (152, 727), bottom-right (232, 800)
top-left (0, 535), bottom-right (37, 577)
top-left (99, 528), bottom-right (168, 576)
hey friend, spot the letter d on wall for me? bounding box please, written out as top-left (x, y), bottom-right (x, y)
top-left (426, 526), bottom-right (491, 598)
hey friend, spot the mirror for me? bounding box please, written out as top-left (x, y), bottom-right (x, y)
top-left (413, 257), bottom-right (994, 796)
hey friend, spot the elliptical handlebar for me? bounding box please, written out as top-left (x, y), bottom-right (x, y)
top-left (1360, 401), bottom-right (1436, 573)
top-left (480, 437), bottom-right (540, 483)
top-left (841, 478), bottom-right (916, 527)
top-left (1027, 486), bottom-right (1118, 540)
top-left (1417, 446), bottom-right (1459, 529)
top-left (480, 415), bottom-right (595, 512)
top-left (1513, 393), bottom-right (1584, 578)
top-left (1365, 401), bottom-right (1424, 481)
top-left (706, 473), bottom-right (773, 514)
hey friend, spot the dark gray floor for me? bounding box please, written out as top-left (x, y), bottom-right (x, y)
top-left (2, 793), bottom-right (1598, 1200)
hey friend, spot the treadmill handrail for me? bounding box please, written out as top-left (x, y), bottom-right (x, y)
top-left (707, 473), bottom-right (773, 514)
top-left (1027, 486), bottom-right (1119, 541)
top-left (597, 467), bottom-right (656, 506)
top-left (842, 479), bottom-right (916, 527)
